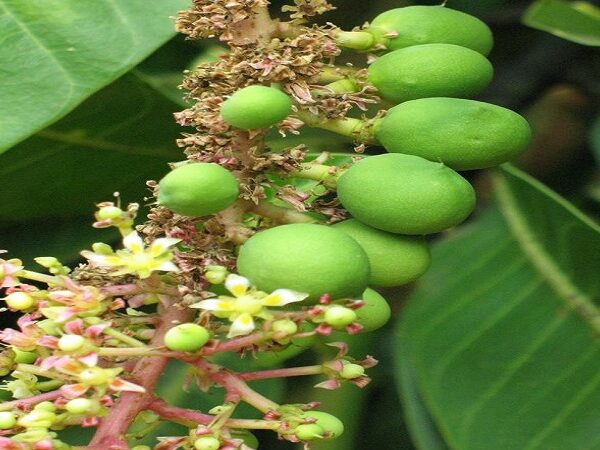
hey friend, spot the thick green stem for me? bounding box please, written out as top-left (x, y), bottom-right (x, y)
top-left (334, 30), bottom-right (375, 50)
top-left (296, 111), bottom-right (376, 143)
top-left (288, 163), bottom-right (339, 189)
top-left (250, 201), bottom-right (317, 224)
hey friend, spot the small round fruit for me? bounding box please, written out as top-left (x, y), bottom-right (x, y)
top-left (376, 97), bottom-right (532, 170)
top-left (300, 411), bottom-right (344, 439)
top-left (164, 323), bottom-right (210, 352)
top-left (221, 85), bottom-right (293, 130)
top-left (0, 412), bottom-right (16, 429)
top-left (96, 206), bottom-right (122, 220)
top-left (367, 44), bottom-right (493, 104)
top-left (4, 292), bottom-right (35, 310)
top-left (337, 154), bottom-right (475, 235)
top-left (368, 6), bottom-right (493, 55)
top-left (194, 436), bottom-right (220, 450)
top-left (12, 348), bottom-right (37, 364)
top-left (340, 362), bottom-right (365, 379)
top-left (333, 219), bottom-right (430, 287)
top-left (58, 335), bottom-right (86, 352)
top-left (324, 306), bottom-right (357, 329)
top-left (158, 163), bottom-right (239, 217)
top-left (237, 224), bottom-right (370, 301)
top-left (65, 398), bottom-right (100, 415)
top-left (356, 289), bottom-right (391, 332)
top-left (295, 423), bottom-right (325, 441)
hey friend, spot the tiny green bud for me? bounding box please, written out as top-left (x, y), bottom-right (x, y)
top-left (12, 348), bottom-right (37, 364)
top-left (34, 401), bottom-right (56, 412)
top-left (300, 411), bottom-right (344, 439)
top-left (78, 367), bottom-right (109, 386)
top-left (97, 206), bottom-right (123, 220)
top-left (4, 292), bottom-right (35, 310)
top-left (65, 398), bottom-right (100, 415)
top-left (17, 409), bottom-right (56, 428)
top-left (37, 319), bottom-right (60, 335)
top-left (271, 319), bottom-right (298, 336)
top-left (0, 411), bottom-right (16, 429)
top-left (340, 362), bottom-right (365, 379)
top-left (58, 335), bottom-right (86, 352)
top-left (324, 306), bottom-right (357, 329)
top-left (34, 257), bottom-right (60, 268)
top-left (205, 265), bottom-right (228, 284)
top-left (295, 423), bottom-right (325, 441)
top-left (194, 435), bottom-right (221, 450)
top-left (164, 323), bottom-right (210, 352)
top-left (92, 242), bottom-right (114, 255)
top-left (132, 446), bottom-right (152, 450)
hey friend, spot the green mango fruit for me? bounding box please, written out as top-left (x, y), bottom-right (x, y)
top-left (368, 6), bottom-right (493, 55)
top-left (237, 224), bottom-right (370, 301)
top-left (367, 44), bottom-right (493, 104)
top-left (356, 288), bottom-right (392, 332)
top-left (376, 97), bottom-right (532, 170)
top-left (333, 219), bottom-right (430, 287)
top-left (158, 163), bottom-right (239, 217)
top-left (337, 154), bottom-right (476, 235)
top-left (220, 85), bottom-right (292, 130)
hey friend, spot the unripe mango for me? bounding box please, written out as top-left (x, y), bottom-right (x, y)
top-left (237, 224), bottom-right (370, 301)
top-left (337, 154), bottom-right (475, 235)
top-left (367, 44), bottom-right (493, 104)
top-left (356, 288), bottom-right (391, 332)
top-left (333, 219), bottom-right (430, 287)
top-left (158, 163), bottom-right (239, 217)
top-left (376, 98), bottom-right (532, 170)
top-left (221, 85), bottom-right (293, 130)
top-left (368, 6), bottom-right (493, 55)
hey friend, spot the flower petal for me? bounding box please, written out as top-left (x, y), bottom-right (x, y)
top-left (227, 313), bottom-right (255, 338)
top-left (155, 261), bottom-right (180, 273)
top-left (149, 238), bottom-right (180, 257)
top-left (225, 274), bottom-right (250, 297)
top-left (109, 377), bottom-right (145, 393)
top-left (262, 289), bottom-right (308, 306)
top-left (123, 232), bottom-right (145, 254)
top-left (189, 299), bottom-right (235, 312)
top-left (80, 251), bottom-right (123, 267)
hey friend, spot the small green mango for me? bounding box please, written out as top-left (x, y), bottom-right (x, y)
top-left (221, 85), bottom-right (292, 130)
top-left (333, 219), bottom-right (430, 287)
top-left (237, 224), bottom-right (370, 301)
top-left (367, 44), bottom-right (493, 104)
top-left (158, 163), bottom-right (239, 217)
top-left (356, 288), bottom-right (391, 332)
top-left (337, 154), bottom-right (475, 235)
top-left (368, 6), bottom-right (493, 55)
top-left (376, 97), bottom-right (532, 170)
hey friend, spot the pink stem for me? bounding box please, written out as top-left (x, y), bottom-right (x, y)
top-left (146, 398), bottom-right (212, 425)
top-left (201, 332), bottom-right (268, 356)
top-left (0, 390), bottom-right (62, 411)
top-left (194, 359), bottom-right (279, 413)
top-left (239, 365), bottom-right (323, 381)
top-left (146, 398), bottom-right (280, 430)
top-left (88, 302), bottom-right (194, 449)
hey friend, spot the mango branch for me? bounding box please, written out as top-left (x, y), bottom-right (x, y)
top-left (88, 300), bottom-right (194, 448)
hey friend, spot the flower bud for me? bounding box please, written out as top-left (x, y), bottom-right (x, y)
top-left (204, 265), bottom-right (228, 285)
top-left (0, 411), bottom-right (16, 429)
top-left (194, 436), bottom-right (221, 450)
top-left (58, 335), bottom-right (86, 352)
top-left (324, 306), bottom-right (357, 329)
top-left (4, 292), bottom-right (35, 310)
top-left (17, 409), bottom-right (56, 428)
top-left (340, 362), bottom-right (365, 379)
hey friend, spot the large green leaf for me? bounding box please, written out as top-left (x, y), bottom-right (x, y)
top-left (397, 165), bottom-right (600, 450)
top-left (523, 0), bottom-right (600, 46)
top-left (0, 73), bottom-right (180, 224)
top-left (0, 0), bottom-right (187, 153)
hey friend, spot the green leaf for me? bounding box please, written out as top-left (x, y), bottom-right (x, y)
top-left (0, 73), bottom-right (181, 223)
top-left (523, 0), bottom-right (600, 46)
top-left (397, 165), bottom-right (600, 450)
top-left (0, 0), bottom-right (188, 153)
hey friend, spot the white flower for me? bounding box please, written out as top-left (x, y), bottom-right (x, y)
top-left (191, 274), bottom-right (308, 338)
top-left (81, 232), bottom-right (180, 279)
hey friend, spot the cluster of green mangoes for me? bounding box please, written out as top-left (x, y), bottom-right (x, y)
top-left (157, 5), bottom-right (531, 332)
